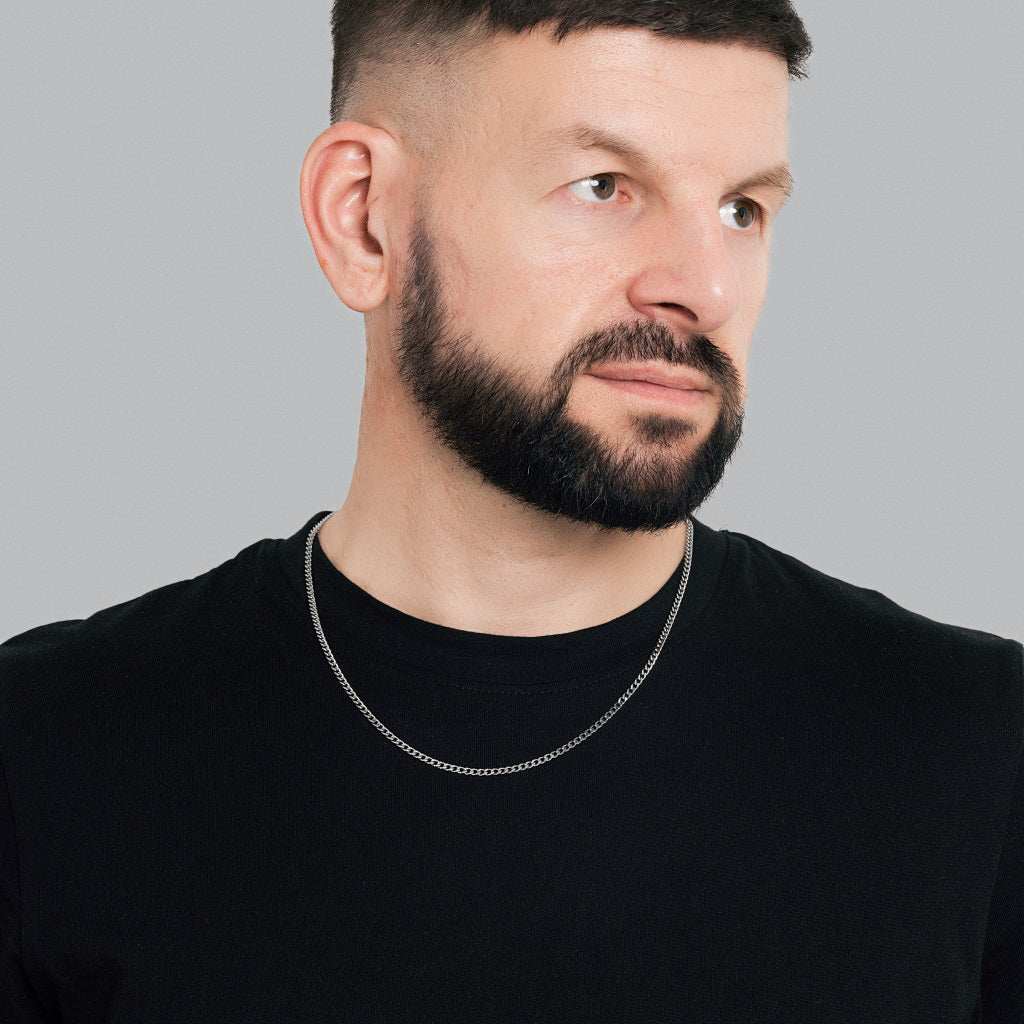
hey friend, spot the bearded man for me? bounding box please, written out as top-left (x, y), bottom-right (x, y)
top-left (1, 2), bottom-right (1021, 1021)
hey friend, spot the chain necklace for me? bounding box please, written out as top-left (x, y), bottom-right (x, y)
top-left (304, 514), bottom-right (694, 776)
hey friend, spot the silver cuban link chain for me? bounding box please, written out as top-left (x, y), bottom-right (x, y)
top-left (304, 514), bottom-right (693, 776)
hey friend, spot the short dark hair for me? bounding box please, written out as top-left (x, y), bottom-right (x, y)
top-left (330, 0), bottom-right (812, 123)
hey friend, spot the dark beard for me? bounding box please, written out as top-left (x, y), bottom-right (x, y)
top-left (396, 220), bottom-right (745, 531)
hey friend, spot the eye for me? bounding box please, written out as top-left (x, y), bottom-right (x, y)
top-left (720, 198), bottom-right (762, 232)
top-left (567, 173), bottom-right (621, 204)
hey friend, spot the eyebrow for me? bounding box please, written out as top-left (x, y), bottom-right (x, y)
top-left (549, 123), bottom-right (659, 176)
top-left (543, 122), bottom-right (795, 204)
top-left (733, 165), bottom-right (794, 203)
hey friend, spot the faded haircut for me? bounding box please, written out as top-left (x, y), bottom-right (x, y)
top-left (329, 0), bottom-right (812, 123)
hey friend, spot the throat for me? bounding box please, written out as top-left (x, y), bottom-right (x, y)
top-left (316, 499), bottom-right (691, 637)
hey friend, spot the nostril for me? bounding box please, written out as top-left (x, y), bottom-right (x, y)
top-left (656, 301), bottom-right (698, 321)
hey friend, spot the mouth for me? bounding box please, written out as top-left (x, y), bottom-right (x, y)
top-left (584, 362), bottom-right (713, 408)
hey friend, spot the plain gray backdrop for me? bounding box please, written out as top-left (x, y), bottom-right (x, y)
top-left (2, 2), bottom-right (1021, 641)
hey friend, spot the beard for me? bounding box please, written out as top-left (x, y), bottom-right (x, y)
top-left (395, 219), bottom-right (745, 532)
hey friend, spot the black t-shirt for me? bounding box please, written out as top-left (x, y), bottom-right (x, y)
top-left (1, 515), bottom-right (1021, 1022)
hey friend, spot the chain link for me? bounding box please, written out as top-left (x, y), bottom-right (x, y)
top-left (305, 514), bottom-right (693, 775)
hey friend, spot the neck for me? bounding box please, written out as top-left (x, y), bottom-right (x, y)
top-left (318, 385), bottom-right (689, 637)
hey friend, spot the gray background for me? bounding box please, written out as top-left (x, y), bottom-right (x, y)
top-left (2, 2), bottom-right (1021, 641)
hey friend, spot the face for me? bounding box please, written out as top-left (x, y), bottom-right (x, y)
top-left (392, 30), bottom-right (790, 529)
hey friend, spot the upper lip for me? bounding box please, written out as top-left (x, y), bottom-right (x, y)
top-left (586, 362), bottom-right (712, 392)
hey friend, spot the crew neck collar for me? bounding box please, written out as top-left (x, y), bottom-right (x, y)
top-left (277, 511), bottom-right (728, 692)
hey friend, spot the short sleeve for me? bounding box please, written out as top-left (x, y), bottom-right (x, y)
top-left (980, 643), bottom-right (1024, 1021)
top-left (0, 751), bottom-right (50, 1022)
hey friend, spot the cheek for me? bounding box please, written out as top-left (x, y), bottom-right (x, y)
top-left (732, 244), bottom-right (771, 346)
top-left (725, 309), bottom-right (758, 390)
top-left (433, 220), bottom-right (613, 370)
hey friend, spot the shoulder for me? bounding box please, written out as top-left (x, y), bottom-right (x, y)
top-left (704, 527), bottom-right (1024, 822)
top-left (0, 523), bottom-right (317, 844)
top-left (720, 527), bottom-right (1020, 653)
top-left (0, 518), bottom-right (325, 893)
top-left (0, 527), bottom-right (302, 721)
top-left (713, 526), bottom-right (1023, 709)
top-left (3, 537), bottom-right (257, 655)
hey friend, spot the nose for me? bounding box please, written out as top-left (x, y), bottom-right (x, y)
top-left (626, 208), bottom-right (743, 335)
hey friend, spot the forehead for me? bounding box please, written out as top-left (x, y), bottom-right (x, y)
top-left (460, 28), bottom-right (790, 176)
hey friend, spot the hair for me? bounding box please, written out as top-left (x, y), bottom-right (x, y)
top-left (329, 0), bottom-right (811, 124)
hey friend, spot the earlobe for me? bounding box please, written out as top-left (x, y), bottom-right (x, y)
top-left (300, 122), bottom-right (395, 313)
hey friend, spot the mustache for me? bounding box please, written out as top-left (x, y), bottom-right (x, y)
top-left (551, 320), bottom-right (742, 398)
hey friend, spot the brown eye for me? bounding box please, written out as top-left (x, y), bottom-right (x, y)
top-left (720, 198), bottom-right (760, 232)
top-left (568, 174), bottom-right (620, 203)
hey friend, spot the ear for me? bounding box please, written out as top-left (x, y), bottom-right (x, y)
top-left (300, 121), bottom-right (400, 313)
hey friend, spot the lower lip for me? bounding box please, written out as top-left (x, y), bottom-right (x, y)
top-left (590, 376), bottom-right (710, 408)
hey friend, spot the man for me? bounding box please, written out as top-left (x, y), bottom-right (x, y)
top-left (1, 1), bottom-right (1020, 1021)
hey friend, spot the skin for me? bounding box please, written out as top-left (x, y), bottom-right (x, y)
top-left (300, 28), bottom-right (791, 636)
